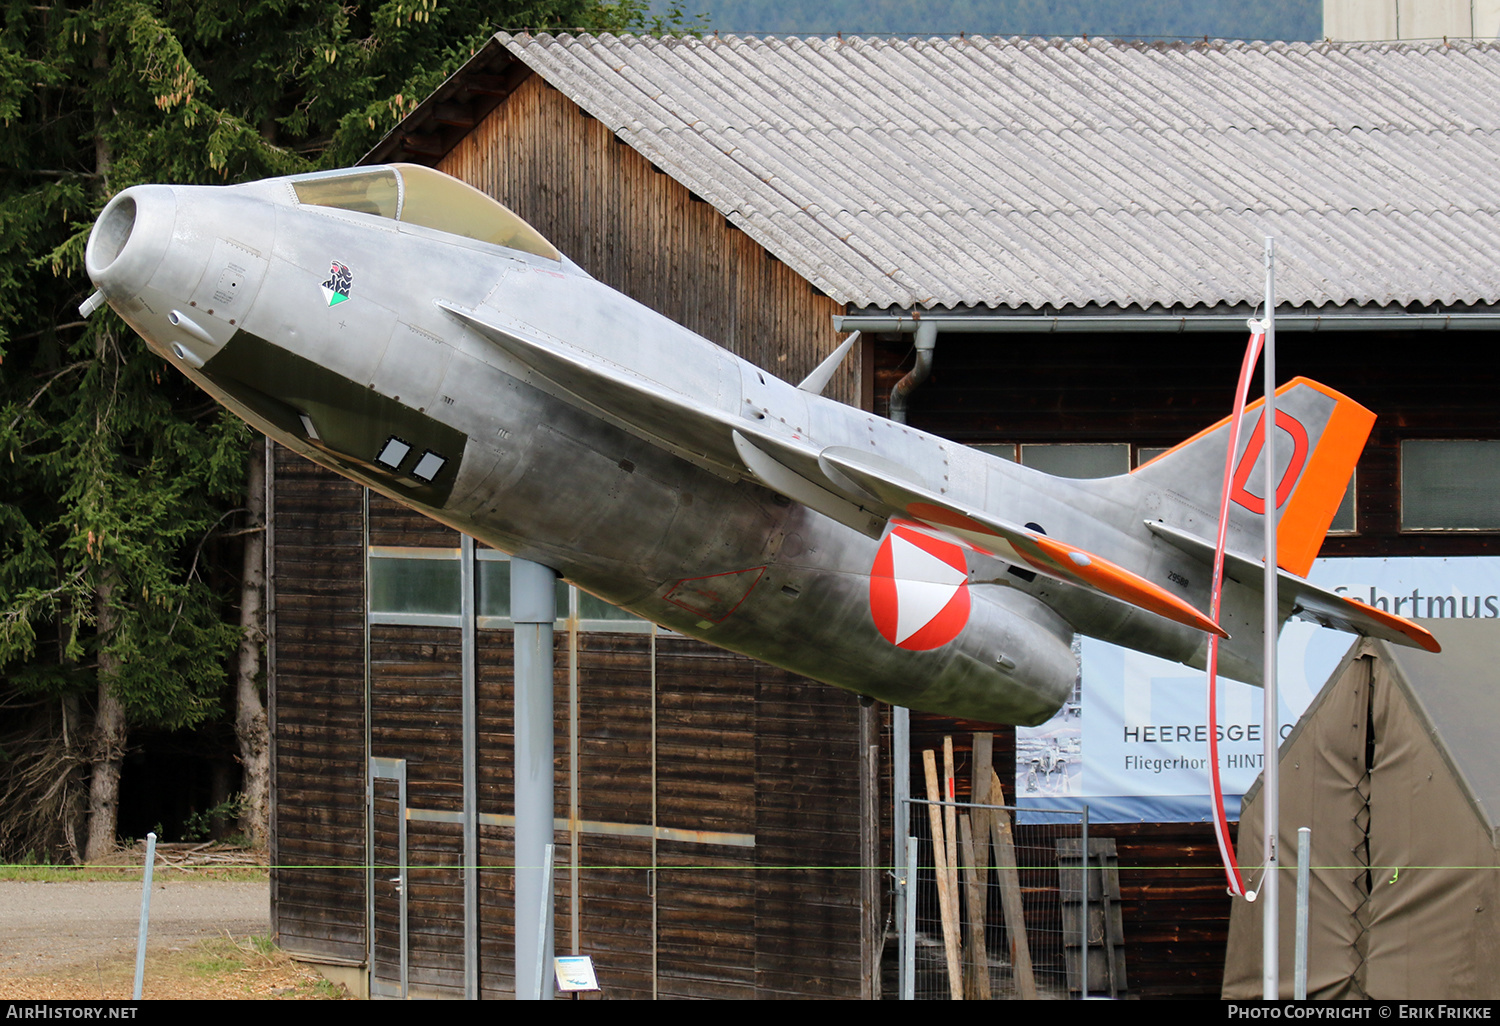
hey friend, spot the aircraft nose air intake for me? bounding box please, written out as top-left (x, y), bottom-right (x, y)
top-left (86, 185), bottom-right (176, 301)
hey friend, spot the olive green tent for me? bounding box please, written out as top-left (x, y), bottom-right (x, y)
top-left (1224, 619), bottom-right (1500, 999)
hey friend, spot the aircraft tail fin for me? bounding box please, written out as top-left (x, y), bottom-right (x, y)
top-left (1131, 377), bottom-right (1374, 578)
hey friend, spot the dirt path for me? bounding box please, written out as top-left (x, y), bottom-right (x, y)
top-left (0, 879), bottom-right (268, 973)
top-left (0, 879), bottom-right (332, 999)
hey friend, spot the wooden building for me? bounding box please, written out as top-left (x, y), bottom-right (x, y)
top-left (268, 459), bottom-right (880, 998)
top-left (269, 34), bottom-right (1500, 998)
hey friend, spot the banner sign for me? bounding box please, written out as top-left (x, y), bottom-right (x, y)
top-left (1017, 557), bottom-right (1500, 822)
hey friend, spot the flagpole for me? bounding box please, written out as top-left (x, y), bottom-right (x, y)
top-left (1262, 236), bottom-right (1280, 1000)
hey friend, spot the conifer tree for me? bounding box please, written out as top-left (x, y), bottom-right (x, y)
top-left (0, 0), bottom-right (660, 860)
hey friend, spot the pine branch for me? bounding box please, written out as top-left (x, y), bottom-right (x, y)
top-left (7, 321), bottom-right (88, 344)
top-left (7, 361), bottom-right (89, 431)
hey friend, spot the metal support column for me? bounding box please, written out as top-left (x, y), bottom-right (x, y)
top-left (512, 557), bottom-right (557, 1000)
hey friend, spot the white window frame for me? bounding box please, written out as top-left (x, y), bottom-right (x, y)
top-left (368, 546), bottom-right (654, 633)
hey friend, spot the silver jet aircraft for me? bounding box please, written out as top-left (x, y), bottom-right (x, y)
top-left (81, 164), bottom-right (1437, 725)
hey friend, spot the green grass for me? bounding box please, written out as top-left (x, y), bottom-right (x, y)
top-left (188, 949), bottom-right (244, 975)
top-left (306, 978), bottom-right (344, 999)
top-left (0, 862), bottom-right (269, 883)
top-left (183, 936), bottom-right (348, 999)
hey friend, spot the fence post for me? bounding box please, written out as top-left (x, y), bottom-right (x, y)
top-left (1080, 805), bottom-right (1089, 999)
top-left (1295, 827), bottom-right (1311, 1000)
top-left (133, 832), bottom-right (157, 1000)
top-left (902, 833), bottom-right (917, 999)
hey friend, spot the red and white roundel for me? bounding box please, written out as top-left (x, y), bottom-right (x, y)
top-left (869, 524), bottom-right (971, 650)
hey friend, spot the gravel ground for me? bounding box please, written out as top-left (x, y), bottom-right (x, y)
top-left (0, 879), bottom-right (269, 976)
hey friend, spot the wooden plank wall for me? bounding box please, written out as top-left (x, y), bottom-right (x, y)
top-left (436, 73), bottom-right (858, 408)
top-left (753, 672), bottom-right (865, 998)
top-left (269, 445), bottom-right (368, 965)
top-left (652, 640), bottom-right (757, 999)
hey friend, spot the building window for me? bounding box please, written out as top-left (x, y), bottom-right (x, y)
top-left (1328, 480), bottom-right (1356, 534)
top-left (369, 546), bottom-right (651, 631)
top-left (1020, 443), bottom-right (1131, 479)
top-left (972, 443), bottom-right (1017, 462)
top-left (369, 548), bottom-right (460, 622)
top-left (1402, 440), bottom-right (1500, 531)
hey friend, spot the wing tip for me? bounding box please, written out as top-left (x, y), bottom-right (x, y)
top-left (1346, 598), bottom-right (1442, 653)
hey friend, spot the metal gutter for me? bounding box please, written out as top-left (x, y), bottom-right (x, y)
top-left (834, 313), bottom-right (1500, 333)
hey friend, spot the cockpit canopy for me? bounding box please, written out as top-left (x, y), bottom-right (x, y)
top-left (289, 164), bottom-right (561, 261)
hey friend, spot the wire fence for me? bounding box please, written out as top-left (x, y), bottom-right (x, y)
top-left (901, 798), bottom-right (1086, 999)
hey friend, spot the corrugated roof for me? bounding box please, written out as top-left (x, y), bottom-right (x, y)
top-left (494, 33), bottom-right (1500, 312)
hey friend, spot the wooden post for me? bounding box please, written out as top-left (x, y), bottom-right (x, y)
top-left (990, 770), bottom-right (1037, 1000)
top-left (960, 814), bottom-right (992, 999)
top-left (923, 749), bottom-right (963, 1000)
top-left (972, 735), bottom-right (995, 945)
top-left (942, 735), bottom-right (960, 976)
top-left (968, 734), bottom-right (995, 998)
top-left (973, 733), bottom-right (995, 839)
top-left (942, 738), bottom-right (958, 881)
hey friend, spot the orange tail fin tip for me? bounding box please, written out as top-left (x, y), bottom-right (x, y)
top-left (1346, 599), bottom-right (1442, 653)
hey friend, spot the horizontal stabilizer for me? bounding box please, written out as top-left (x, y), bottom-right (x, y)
top-left (821, 450), bottom-right (1227, 639)
top-left (1145, 521), bottom-right (1440, 652)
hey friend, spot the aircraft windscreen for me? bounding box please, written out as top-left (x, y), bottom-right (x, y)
top-left (291, 169), bottom-right (400, 218)
top-left (290, 165), bottom-right (561, 261)
top-left (392, 164), bottom-right (560, 261)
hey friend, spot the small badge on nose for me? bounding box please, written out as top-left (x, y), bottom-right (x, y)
top-left (320, 261), bottom-right (352, 307)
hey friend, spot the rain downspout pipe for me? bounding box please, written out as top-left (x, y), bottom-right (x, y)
top-left (888, 319), bottom-right (937, 425)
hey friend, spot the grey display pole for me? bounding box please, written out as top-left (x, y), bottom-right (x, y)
top-left (512, 557), bottom-right (557, 1000)
top-left (1262, 238), bottom-right (1280, 1001)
